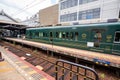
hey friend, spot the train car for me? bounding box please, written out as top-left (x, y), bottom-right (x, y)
top-left (26, 22), bottom-right (120, 55)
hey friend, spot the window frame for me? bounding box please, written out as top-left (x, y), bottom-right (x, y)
top-left (79, 0), bottom-right (98, 5)
top-left (56, 32), bottom-right (59, 38)
top-left (79, 8), bottom-right (100, 20)
top-left (35, 32), bottom-right (39, 38)
top-left (70, 32), bottom-right (74, 40)
top-left (114, 31), bottom-right (120, 43)
top-left (60, 0), bottom-right (78, 10)
top-left (75, 32), bottom-right (79, 41)
top-left (66, 32), bottom-right (69, 39)
top-left (62, 32), bottom-right (66, 39)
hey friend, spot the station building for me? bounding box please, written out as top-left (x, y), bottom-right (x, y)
top-left (59, 0), bottom-right (120, 25)
top-left (0, 10), bottom-right (26, 37)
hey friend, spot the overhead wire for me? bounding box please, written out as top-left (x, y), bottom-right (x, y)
top-left (11, 0), bottom-right (36, 16)
top-left (13, 0), bottom-right (46, 17)
top-left (0, 0), bottom-right (36, 16)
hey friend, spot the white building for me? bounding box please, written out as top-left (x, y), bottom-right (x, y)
top-left (22, 13), bottom-right (39, 27)
top-left (59, 0), bottom-right (120, 25)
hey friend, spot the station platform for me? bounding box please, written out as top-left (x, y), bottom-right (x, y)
top-left (0, 46), bottom-right (55, 80)
top-left (3, 38), bottom-right (120, 68)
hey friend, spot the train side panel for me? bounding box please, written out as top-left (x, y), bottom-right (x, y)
top-left (26, 23), bottom-right (120, 55)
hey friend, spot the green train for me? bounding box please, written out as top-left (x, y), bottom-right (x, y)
top-left (26, 22), bottom-right (120, 55)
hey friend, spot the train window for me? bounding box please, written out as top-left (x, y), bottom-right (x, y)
top-left (43, 32), bottom-right (48, 37)
top-left (29, 32), bottom-right (32, 38)
top-left (66, 32), bottom-right (69, 39)
top-left (114, 32), bottom-right (120, 43)
top-left (43, 32), bottom-right (46, 37)
top-left (45, 32), bottom-right (48, 37)
top-left (50, 32), bottom-right (53, 41)
top-left (35, 32), bottom-right (39, 37)
top-left (62, 32), bottom-right (66, 39)
top-left (39, 32), bottom-right (43, 37)
top-left (56, 32), bottom-right (59, 38)
top-left (50, 32), bottom-right (53, 37)
top-left (39, 33), bottom-right (40, 37)
top-left (59, 32), bottom-right (62, 38)
top-left (70, 32), bottom-right (74, 39)
top-left (75, 32), bottom-right (78, 41)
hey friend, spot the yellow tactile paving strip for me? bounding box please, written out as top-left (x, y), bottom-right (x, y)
top-left (15, 61), bottom-right (21, 64)
top-left (41, 78), bottom-right (47, 80)
top-left (28, 70), bottom-right (37, 75)
top-left (0, 46), bottom-right (54, 80)
top-left (0, 61), bottom-right (14, 73)
top-left (0, 61), bottom-right (7, 66)
top-left (0, 61), bottom-right (26, 80)
top-left (21, 65), bottom-right (29, 69)
top-left (0, 68), bottom-right (14, 73)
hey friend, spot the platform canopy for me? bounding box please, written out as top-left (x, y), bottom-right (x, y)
top-left (0, 10), bottom-right (26, 30)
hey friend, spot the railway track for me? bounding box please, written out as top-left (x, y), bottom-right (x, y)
top-left (0, 41), bottom-right (119, 80)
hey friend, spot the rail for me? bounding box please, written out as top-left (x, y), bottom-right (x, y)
top-left (55, 59), bottom-right (99, 80)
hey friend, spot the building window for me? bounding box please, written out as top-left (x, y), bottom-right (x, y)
top-left (79, 0), bottom-right (98, 5)
top-left (60, 0), bottom-right (78, 10)
top-left (86, 10), bottom-right (93, 19)
top-left (60, 12), bottom-right (77, 22)
top-left (79, 11), bottom-right (87, 20)
top-left (93, 8), bottom-right (100, 18)
top-left (71, 12), bottom-right (77, 21)
top-left (79, 8), bottom-right (100, 20)
top-left (60, 15), bottom-right (63, 22)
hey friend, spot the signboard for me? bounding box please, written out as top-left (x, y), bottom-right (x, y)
top-left (87, 42), bottom-right (94, 47)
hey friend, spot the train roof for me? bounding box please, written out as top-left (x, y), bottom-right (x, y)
top-left (27, 22), bottom-right (120, 30)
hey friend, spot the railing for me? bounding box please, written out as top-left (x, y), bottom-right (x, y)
top-left (55, 59), bottom-right (99, 80)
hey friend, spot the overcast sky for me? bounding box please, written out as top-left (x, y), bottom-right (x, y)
top-left (0, 0), bottom-right (59, 21)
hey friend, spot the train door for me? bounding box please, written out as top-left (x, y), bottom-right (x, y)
top-left (49, 32), bottom-right (53, 44)
top-left (112, 31), bottom-right (120, 54)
